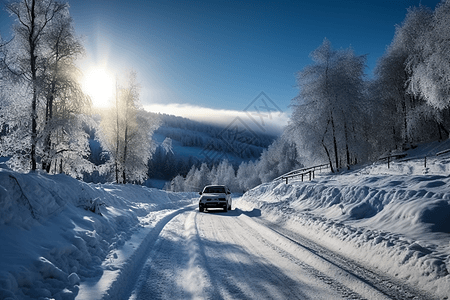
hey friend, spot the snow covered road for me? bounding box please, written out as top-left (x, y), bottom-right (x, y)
top-left (128, 208), bottom-right (433, 300)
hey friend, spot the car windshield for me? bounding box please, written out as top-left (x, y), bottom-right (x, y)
top-left (203, 187), bottom-right (226, 194)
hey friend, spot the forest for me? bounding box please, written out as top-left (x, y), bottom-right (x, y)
top-left (1, 1), bottom-right (450, 192)
top-left (147, 113), bottom-right (275, 179)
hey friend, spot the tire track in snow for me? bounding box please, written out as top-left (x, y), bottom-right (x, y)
top-left (245, 214), bottom-right (437, 300)
top-left (178, 211), bottom-right (215, 299)
top-left (84, 204), bottom-right (195, 300)
top-left (196, 210), bottom-right (349, 299)
top-left (230, 214), bottom-right (366, 300)
top-left (130, 210), bottom-right (215, 300)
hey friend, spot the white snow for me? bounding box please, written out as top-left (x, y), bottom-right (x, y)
top-left (235, 141), bottom-right (450, 299)
top-left (0, 166), bottom-right (196, 299)
top-left (0, 141), bottom-right (449, 299)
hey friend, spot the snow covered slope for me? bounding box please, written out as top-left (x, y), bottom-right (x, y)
top-left (0, 167), bottom-right (196, 299)
top-left (236, 143), bottom-right (450, 298)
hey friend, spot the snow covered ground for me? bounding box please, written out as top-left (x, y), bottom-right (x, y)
top-left (237, 141), bottom-right (450, 299)
top-left (0, 141), bottom-right (449, 299)
top-left (0, 166), bottom-right (196, 299)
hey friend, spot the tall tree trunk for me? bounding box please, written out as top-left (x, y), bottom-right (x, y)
top-left (322, 142), bottom-right (334, 173)
top-left (436, 120), bottom-right (449, 141)
top-left (402, 95), bottom-right (409, 146)
top-left (121, 90), bottom-right (130, 184)
top-left (440, 123), bottom-right (449, 139)
top-left (29, 0), bottom-right (38, 171)
top-left (344, 120), bottom-right (350, 169)
top-left (42, 75), bottom-right (57, 172)
top-left (115, 80), bottom-right (120, 183)
top-left (122, 123), bottom-right (128, 184)
top-left (322, 118), bottom-right (335, 173)
top-left (42, 34), bottom-right (60, 172)
top-left (323, 52), bottom-right (338, 172)
top-left (330, 111), bottom-right (339, 171)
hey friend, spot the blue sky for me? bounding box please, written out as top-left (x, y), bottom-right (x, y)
top-left (0, 0), bottom-right (443, 126)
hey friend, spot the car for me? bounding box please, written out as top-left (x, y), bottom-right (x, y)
top-left (198, 185), bottom-right (232, 212)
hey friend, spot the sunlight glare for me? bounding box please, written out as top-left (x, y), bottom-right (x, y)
top-left (82, 66), bottom-right (116, 108)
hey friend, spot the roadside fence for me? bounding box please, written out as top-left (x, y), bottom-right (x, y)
top-left (275, 163), bottom-right (331, 184)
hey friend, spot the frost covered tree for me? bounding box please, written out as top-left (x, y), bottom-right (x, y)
top-left (182, 163), bottom-right (211, 192)
top-left (256, 136), bottom-right (300, 182)
top-left (161, 137), bottom-right (173, 155)
top-left (407, 2), bottom-right (450, 110)
top-left (402, 2), bottom-right (450, 141)
top-left (99, 71), bottom-right (159, 184)
top-left (375, 6), bottom-right (434, 147)
top-left (288, 39), bottom-right (367, 171)
top-left (209, 160), bottom-right (238, 192)
top-left (236, 160), bottom-right (260, 192)
top-left (167, 174), bottom-right (185, 192)
top-left (1, 0), bottom-right (93, 175)
top-left (4, 0), bottom-right (67, 171)
top-left (39, 8), bottom-right (90, 173)
top-left (373, 4), bottom-right (450, 146)
top-left (372, 46), bottom-right (409, 150)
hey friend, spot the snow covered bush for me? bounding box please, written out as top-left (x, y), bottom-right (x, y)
top-left (81, 198), bottom-right (105, 215)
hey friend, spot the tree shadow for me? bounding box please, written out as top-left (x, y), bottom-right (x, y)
top-left (131, 207), bottom-right (339, 300)
top-left (134, 231), bottom-right (319, 300)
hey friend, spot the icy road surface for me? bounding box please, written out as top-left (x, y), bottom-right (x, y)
top-left (126, 207), bottom-right (432, 300)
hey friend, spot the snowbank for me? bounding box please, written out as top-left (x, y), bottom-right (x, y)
top-left (0, 168), bottom-right (195, 300)
top-left (236, 155), bottom-right (450, 298)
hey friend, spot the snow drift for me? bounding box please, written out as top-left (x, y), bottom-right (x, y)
top-left (0, 167), bottom-right (195, 300)
top-left (236, 154), bottom-right (450, 298)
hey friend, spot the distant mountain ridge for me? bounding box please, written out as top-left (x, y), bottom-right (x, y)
top-left (154, 113), bottom-right (276, 158)
top-left (147, 113), bottom-right (278, 183)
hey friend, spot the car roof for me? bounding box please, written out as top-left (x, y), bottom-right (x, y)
top-left (202, 185), bottom-right (229, 192)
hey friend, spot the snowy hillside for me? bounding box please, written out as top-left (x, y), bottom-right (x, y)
top-left (236, 141), bottom-right (450, 298)
top-left (147, 113), bottom-right (277, 185)
top-left (0, 167), bottom-right (196, 299)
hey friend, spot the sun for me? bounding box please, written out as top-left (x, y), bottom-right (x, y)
top-left (82, 66), bottom-right (116, 108)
